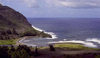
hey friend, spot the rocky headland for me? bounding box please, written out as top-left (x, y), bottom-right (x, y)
top-left (0, 4), bottom-right (51, 40)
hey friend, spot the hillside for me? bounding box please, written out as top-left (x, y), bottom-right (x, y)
top-left (0, 4), bottom-right (51, 40)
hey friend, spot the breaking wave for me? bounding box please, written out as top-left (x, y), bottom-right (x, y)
top-left (32, 25), bottom-right (58, 39)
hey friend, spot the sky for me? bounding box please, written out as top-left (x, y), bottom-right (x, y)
top-left (0, 0), bottom-right (100, 18)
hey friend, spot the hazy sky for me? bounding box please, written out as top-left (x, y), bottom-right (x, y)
top-left (0, 0), bottom-right (100, 18)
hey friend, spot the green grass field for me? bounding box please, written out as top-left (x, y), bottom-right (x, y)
top-left (54, 43), bottom-right (99, 50)
top-left (0, 39), bottom-right (18, 45)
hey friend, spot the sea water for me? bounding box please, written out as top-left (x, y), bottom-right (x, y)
top-left (20, 18), bottom-right (100, 48)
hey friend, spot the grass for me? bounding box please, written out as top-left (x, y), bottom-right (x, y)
top-left (36, 43), bottom-right (100, 51)
top-left (54, 43), bottom-right (100, 50)
top-left (0, 39), bottom-right (18, 45)
top-left (39, 47), bottom-right (49, 49)
top-left (0, 39), bottom-right (99, 51)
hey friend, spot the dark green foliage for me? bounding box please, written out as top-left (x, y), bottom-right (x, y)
top-left (0, 29), bottom-right (19, 40)
top-left (34, 46), bottom-right (40, 56)
top-left (0, 46), bottom-right (10, 58)
top-left (95, 54), bottom-right (100, 58)
top-left (0, 45), bottom-right (100, 58)
top-left (17, 45), bottom-right (32, 55)
top-left (9, 49), bottom-right (30, 58)
top-left (0, 45), bottom-right (32, 58)
top-left (0, 45), bottom-right (41, 58)
top-left (10, 45), bottom-right (15, 51)
top-left (49, 44), bottom-right (55, 51)
top-left (21, 29), bottom-right (38, 36)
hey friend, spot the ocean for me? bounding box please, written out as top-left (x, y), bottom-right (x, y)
top-left (20, 18), bottom-right (100, 48)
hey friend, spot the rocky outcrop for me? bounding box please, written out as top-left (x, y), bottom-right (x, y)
top-left (0, 4), bottom-right (51, 40)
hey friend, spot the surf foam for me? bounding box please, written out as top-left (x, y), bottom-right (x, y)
top-left (32, 25), bottom-right (57, 39)
top-left (86, 38), bottom-right (100, 44)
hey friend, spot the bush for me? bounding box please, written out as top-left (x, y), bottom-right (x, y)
top-left (49, 44), bottom-right (55, 51)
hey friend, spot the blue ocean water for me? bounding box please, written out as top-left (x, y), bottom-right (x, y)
top-left (21, 18), bottom-right (100, 48)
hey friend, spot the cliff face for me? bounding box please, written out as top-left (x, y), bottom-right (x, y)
top-left (0, 4), bottom-right (51, 40)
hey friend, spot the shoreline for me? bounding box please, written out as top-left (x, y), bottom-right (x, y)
top-left (16, 26), bottom-right (55, 46)
top-left (16, 26), bottom-right (99, 48)
top-left (32, 25), bottom-right (58, 39)
top-left (16, 36), bottom-right (38, 46)
top-left (17, 36), bottom-right (98, 49)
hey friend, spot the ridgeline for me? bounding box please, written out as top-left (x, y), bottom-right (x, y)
top-left (0, 4), bottom-right (51, 40)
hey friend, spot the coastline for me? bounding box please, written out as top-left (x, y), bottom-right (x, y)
top-left (17, 26), bottom-right (98, 48)
top-left (16, 36), bottom-right (38, 46)
top-left (16, 26), bottom-right (98, 48)
top-left (16, 25), bottom-right (58, 47)
top-left (17, 36), bottom-right (99, 49)
top-left (32, 25), bottom-right (58, 39)
top-left (16, 36), bottom-right (97, 49)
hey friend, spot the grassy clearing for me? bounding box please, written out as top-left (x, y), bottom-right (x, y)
top-left (54, 43), bottom-right (99, 50)
top-left (39, 47), bottom-right (49, 49)
top-left (37, 43), bottom-right (100, 51)
top-left (0, 39), bottom-right (18, 45)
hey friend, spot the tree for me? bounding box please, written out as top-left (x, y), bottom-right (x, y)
top-left (49, 44), bottom-right (55, 51)
top-left (34, 46), bottom-right (40, 56)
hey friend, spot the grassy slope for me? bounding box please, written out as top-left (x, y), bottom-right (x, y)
top-left (0, 39), bottom-right (18, 45)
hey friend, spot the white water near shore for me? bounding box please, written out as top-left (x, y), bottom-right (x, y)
top-left (18, 25), bottom-right (58, 47)
top-left (86, 38), bottom-right (100, 44)
top-left (18, 25), bottom-right (100, 48)
top-left (32, 25), bottom-right (58, 39)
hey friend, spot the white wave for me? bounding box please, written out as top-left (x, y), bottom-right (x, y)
top-left (45, 32), bottom-right (58, 39)
top-left (32, 25), bottom-right (43, 32)
top-left (86, 38), bottom-right (100, 44)
top-left (32, 25), bottom-right (57, 39)
top-left (48, 40), bottom-right (97, 48)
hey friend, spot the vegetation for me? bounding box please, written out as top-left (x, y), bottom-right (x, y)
top-left (0, 44), bottom-right (100, 58)
top-left (0, 45), bottom-right (32, 58)
top-left (0, 39), bottom-right (18, 45)
top-left (0, 3), bottom-right (51, 40)
top-left (34, 46), bottom-right (40, 56)
top-left (54, 43), bottom-right (100, 50)
top-left (49, 44), bottom-right (55, 51)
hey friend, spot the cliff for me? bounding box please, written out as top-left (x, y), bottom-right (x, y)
top-left (0, 4), bottom-right (51, 40)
